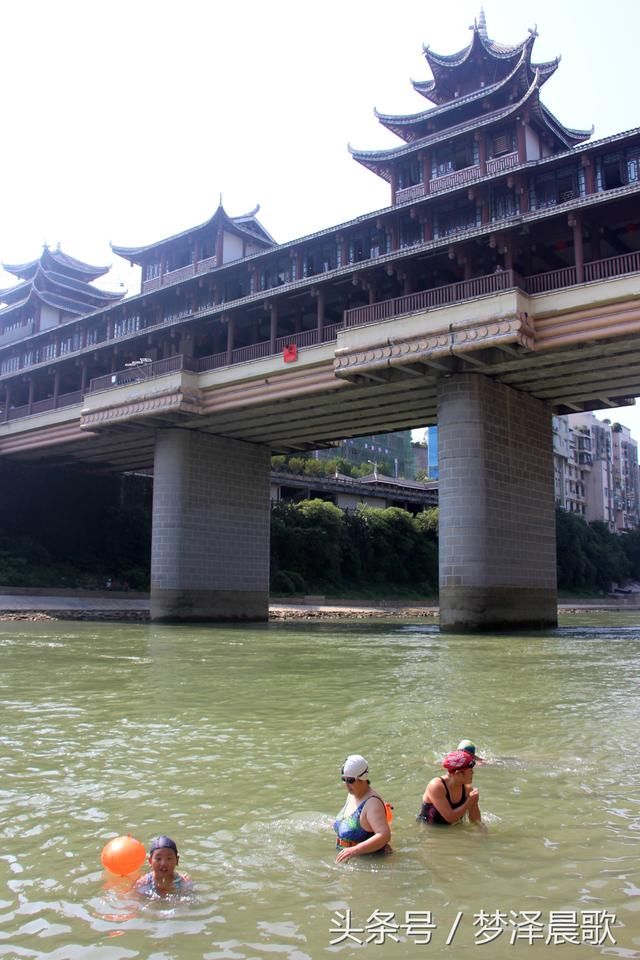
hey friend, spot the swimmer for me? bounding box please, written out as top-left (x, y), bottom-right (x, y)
top-left (417, 750), bottom-right (482, 826)
top-left (458, 739), bottom-right (487, 764)
top-left (134, 835), bottom-right (193, 898)
top-left (458, 738), bottom-right (521, 767)
top-left (333, 754), bottom-right (392, 862)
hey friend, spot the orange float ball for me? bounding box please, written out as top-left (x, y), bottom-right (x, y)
top-left (101, 835), bottom-right (146, 876)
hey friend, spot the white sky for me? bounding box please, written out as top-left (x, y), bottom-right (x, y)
top-left (1, 0), bottom-right (639, 439)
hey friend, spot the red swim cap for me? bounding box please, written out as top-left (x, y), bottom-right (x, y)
top-left (442, 750), bottom-right (476, 771)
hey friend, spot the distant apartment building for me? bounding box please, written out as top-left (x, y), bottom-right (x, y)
top-left (553, 412), bottom-right (639, 531)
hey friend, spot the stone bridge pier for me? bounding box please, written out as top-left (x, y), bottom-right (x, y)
top-left (150, 428), bottom-right (271, 622)
top-left (437, 374), bottom-right (558, 632)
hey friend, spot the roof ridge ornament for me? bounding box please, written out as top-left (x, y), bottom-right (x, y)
top-left (477, 7), bottom-right (488, 39)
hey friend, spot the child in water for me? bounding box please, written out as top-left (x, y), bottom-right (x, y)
top-left (134, 835), bottom-right (193, 898)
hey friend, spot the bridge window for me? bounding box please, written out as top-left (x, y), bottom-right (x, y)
top-left (490, 186), bottom-right (519, 222)
top-left (397, 159), bottom-right (421, 189)
top-left (490, 126), bottom-right (515, 159)
top-left (529, 166), bottom-right (579, 210)
top-left (433, 197), bottom-right (480, 238)
top-left (144, 261), bottom-right (161, 281)
top-left (1, 355), bottom-right (20, 374)
top-left (432, 137), bottom-right (478, 177)
top-left (597, 148), bottom-right (640, 191)
top-left (399, 217), bottom-right (422, 248)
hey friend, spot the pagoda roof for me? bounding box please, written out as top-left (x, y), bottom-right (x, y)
top-left (350, 72), bottom-right (591, 182)
top-left (376, 47), bottom-right (554, 142)
top-left (413, 16), bottom-right (559, 107)
top-left (1, 245), bottom-right (111, 283)
top-left (0, 286), bottom-right (98, 320)
top-left (112, 202), bottom-right (277, 264)
top-left (0, 265), bottom-right (124, 309)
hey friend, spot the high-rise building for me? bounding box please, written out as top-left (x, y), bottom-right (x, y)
top-left (553, 412), bottom-right (639, 530)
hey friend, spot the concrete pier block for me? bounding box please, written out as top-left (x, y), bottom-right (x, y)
top-left (438, 374), bottom-right (557, 632)
top-left (150, 428), bottom-right (271, 622)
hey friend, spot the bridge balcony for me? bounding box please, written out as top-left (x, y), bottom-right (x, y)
top-left (485, 151), bottom-right (519, 175)
top-left (141, 255), bottom-right (219, 292)
top-left (0, 322), bottom-right (34, 346)
top-left (82, 360), bottom-right (202, 430)
top-left (395, 183), bottom-right (427, 204)
top-left (430, 164), bottom-right (481, 194)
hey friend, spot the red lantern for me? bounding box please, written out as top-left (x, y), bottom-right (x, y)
top-left (101, 835), bottom-right (146, 876)
top-left (283, 343), bottom-right (298, 362)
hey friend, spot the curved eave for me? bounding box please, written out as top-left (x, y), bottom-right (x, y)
top-left (538, 103), bottom-right (592, 148)
top-left (37, 289), bottom-right (100, 316)
top-left (0, 290), bottom-right (33, 315)
top-left (0, 278), bottom-right (32, 305)
top-left (379, 51), bottom-right (538, 141)
top-left (112, 205), bottom-right (276, 265)
top-left (33, 268), bottom-right (125, 305)
top-left (44, 248), bottom-right (110, 281)
top-left (424, 28), bottom-right (531, 73)
top-left (418, 29), bottom-right (536, 105)
top-left (2, 249), bottom-right (109, 283)
top-left (351, 73), bottom-right (543, 180)
top-left (1, 259), bottom-right (39, 281)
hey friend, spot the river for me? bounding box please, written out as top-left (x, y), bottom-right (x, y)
top-left (1, 613), bottom-right (639, 959)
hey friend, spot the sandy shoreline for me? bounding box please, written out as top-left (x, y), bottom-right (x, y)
top-left (0, 595), bottom-right (638, 623)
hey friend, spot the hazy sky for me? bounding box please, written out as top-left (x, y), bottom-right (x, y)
top-left (1, 0), bottom-right (639, 436)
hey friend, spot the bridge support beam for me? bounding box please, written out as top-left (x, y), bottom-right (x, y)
top-left (150, 429), bottom-right (271, 622)
top-left (437, 374), bottom-right (557, 632)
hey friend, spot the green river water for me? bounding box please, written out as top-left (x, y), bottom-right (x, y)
top-left (1, 613), bottom-right (639, 959)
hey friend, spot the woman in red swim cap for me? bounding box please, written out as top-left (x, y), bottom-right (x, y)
top-left (417, 750), bottom-right (482, 827)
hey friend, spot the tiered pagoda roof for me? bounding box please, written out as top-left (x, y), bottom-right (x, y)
top-left (112, 202), bottom-right (276, 264)
top-left (350, 14), bottom-right (592, 182)
top-left (0, 245), bottom-right (124, 317)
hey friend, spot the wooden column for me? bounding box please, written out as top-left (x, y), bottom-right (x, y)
top-left (4, 385), bottom-right (10, 421)
top-left (27, 378), bottom-right (34, 415)
top-left (53, 370), bottom-right (60, 408)
top-left (215, 228), bottom-right (224, 266)
top-left (504, 234), bottom-right (514, 272)
top-left (315, 288), bottom-right (325, 339)
top-left (519, 174), bottom-right (530, 214)
top-left (390, 167), bottom-right (398, 205)
top-left (516, 119), bottom-right (527, 164)
top-left (80, 362), bottom-right (88, 395)
top-left (477, 133), bottom-right (487, 177)
top-left (269, 303), bottom-right (278, 353)
top-left (421, 151), bottom-right (432, 194)
top-left (571, 214), bottom-right (584, 284)
top-left (225, 315), bottom-right (234, 365)
top-left (582, 156), bottom-right (596, 195)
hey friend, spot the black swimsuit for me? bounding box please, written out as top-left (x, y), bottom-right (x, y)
top-left (417, 777), bottom-right (467, 825)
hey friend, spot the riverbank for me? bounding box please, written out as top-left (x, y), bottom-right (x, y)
top-left (0, 589), bottom-right (638, 622)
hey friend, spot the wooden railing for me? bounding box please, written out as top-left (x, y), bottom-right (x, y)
top-left (344, 269), bottom-right (516, 328)
top-left (3, 389), bottom-right (83, 421)
top-left (524, 266), bottom-right (577, 295)
top-left (585, 251), bottom-right (640, 282)
top-left (395, 183), bottom-right (426, 204)
top-left (430, 164), bottom-right (481, 194)
top-left (142, 255), bottom-right (219, 292)
top-left (197, 322), bottom-right (344, 373)
top-left (486, 152), bottom-right (518, 175)
top-left (0, 322), bottom-right (34, 347)
top-left (88, 355), bottom-right (191, 394)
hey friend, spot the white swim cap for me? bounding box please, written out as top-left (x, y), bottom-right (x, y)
top-left (341, 754), bottom-right (369, 780)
